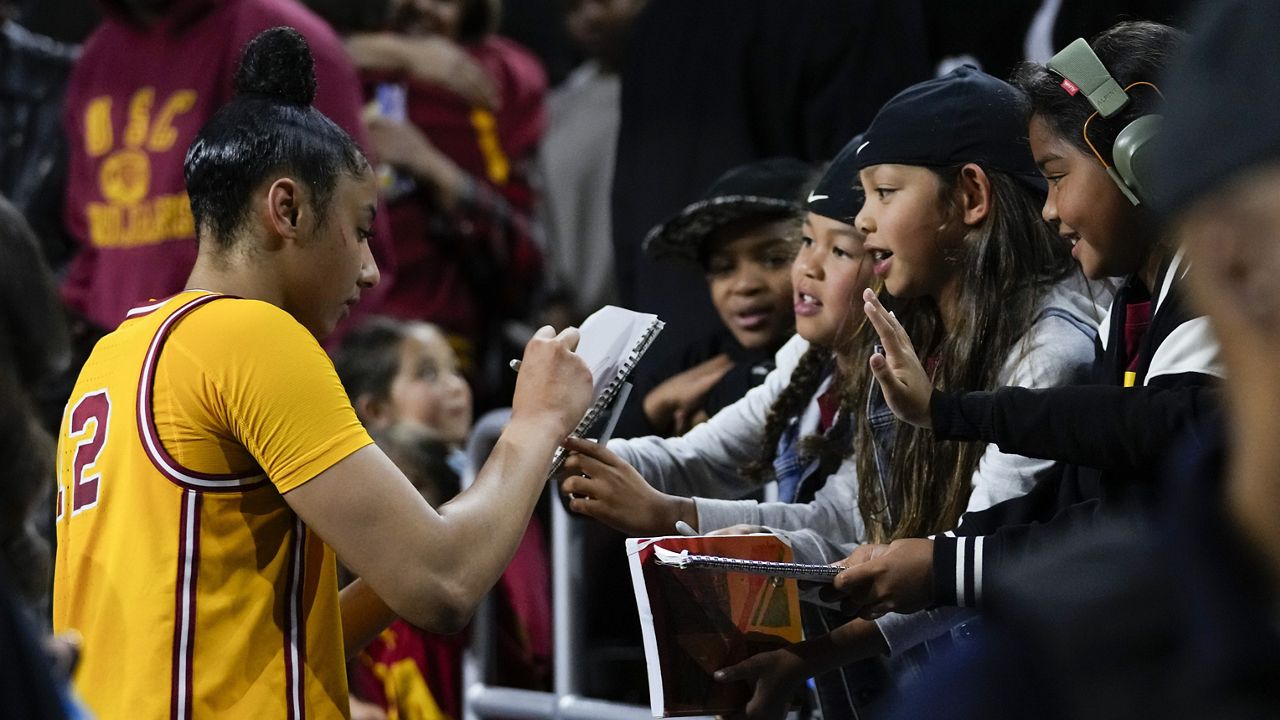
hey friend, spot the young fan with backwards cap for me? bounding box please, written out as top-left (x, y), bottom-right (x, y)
top-left (51, 27), bottom-right (592, 719)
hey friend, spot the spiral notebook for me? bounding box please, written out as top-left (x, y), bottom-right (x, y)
top-left (626, 534), bottom-right (805, 717)
top-left (545, 305), bottom-right (664, 480)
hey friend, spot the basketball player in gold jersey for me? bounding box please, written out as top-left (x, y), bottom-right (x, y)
top-left (52, 27), bottom-right (593, 719)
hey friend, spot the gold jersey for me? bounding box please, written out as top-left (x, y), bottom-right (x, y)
top-left (54, 291), bottom-right (373, 719)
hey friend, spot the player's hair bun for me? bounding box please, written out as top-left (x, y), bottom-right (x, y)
top-left (233, 26), bottom-right (317, 107)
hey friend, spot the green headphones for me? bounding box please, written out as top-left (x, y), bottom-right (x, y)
top-left (1047, 38), bottom-right (1163, 206)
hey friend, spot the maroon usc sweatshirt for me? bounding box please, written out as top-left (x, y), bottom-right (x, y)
top-left (62, 0), bottom-right (393, 331)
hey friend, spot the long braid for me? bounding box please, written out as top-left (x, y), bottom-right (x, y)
top-left (739, 345), bottom-right (833, 484)
top-left (795, 378), bottom-right (857, 499)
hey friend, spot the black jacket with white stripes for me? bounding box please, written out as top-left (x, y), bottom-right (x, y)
top-left (927, 254), bottom-right (1223, 608)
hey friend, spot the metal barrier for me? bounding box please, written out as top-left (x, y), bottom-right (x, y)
top-left (460, 409), bottom-right (752, 720)
top-left (461, 488), bottom-right (657, 720)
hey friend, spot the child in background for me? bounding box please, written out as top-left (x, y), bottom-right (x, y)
top-left (336, 316), bottom-right (552, 719)
top-left (616, 157), bottom-right (812, 438)
top-left (352, 423), bottom-right (466, 720)
top-left (344, 0), bottom-right (548, 410)
top-left (337, 318), bottom-right (473, 445)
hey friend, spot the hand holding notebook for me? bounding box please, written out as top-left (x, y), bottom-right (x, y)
top-left (543, 305), bottom-right (664, 480)
top-left (626, 533), bottom-right (805, 717)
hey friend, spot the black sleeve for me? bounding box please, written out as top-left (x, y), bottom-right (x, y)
top-left (932, 497), bottom-right (1105, 608)
top-left (929, 374), bottom-right (1222, 471)
top-left (928, 374), bottom-right (1222, 607)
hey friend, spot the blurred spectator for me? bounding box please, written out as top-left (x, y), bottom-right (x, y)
top-left (536, 0), bottom-right (646, 324)
top-left (336, 318), bottom-right (473, 452)
top-left (59, 0), bottom-right (393, 339)
top-left (610, 0), bottom-right (931, 367)
top-left (924, 0), bottom-right (1202, 80)
top-left (498, 0), bottom-right (579, 87)
top-left (0, 194), bottom-right (80, 719)
top-left (336, 317), bottom-right (552, 716)
top-left (343, 0), bottom-right (548, 411)
top-left (352, 421), bottom-right (468, 720)
top-left (0, 194), bottom-right (68, 620)
top-left (0, 1), bottom-right (78, 267)
top-left (15, 0), bottom-right (99, 43)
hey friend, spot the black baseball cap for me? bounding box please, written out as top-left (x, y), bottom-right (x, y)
top-left (1152, 0), bottom-right (1280, 217)
top-left (806, 133), bottom-right (867, 225)
top-left (643, 157), bottom-right (814, 267)
top-left (856, 65), bottom-right (1046, 194)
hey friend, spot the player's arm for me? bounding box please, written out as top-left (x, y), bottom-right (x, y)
top-left (285, 327), bottom-right (591, 636)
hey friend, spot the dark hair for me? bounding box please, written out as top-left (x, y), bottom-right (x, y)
top-left (1012, 21), bottom-right (1186, 167)
top-left (457, 0), bottom-right (501, 43)
top-left (302, 0), bottom-right (393, 33)
top-left (0, 379), bottom-right (53, 612)
top-left (184, 27), bottom-right (369, 246)
top-left (371, 422), bottom-right (461, 507)
top-left (0, 197), bottom-right (63, 613)
top-left (854, 167), bottom-right (1082, 542)
top-left (739, 345), bottom-right (832, 484)
top-left (334, 316), bottom-right (409, 413)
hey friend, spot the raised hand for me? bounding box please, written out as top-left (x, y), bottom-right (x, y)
top-left (642, 353), bottom-right (734, 435)
top-left (826, 538), bottom-right (935, 619)
top-left (399, 35), bottom-right (500, 110)
top-left (510, 326), bottom-right (593, 440)
top-left (862, 288), bottom-right (934, 428)
top-left (363, 115), bottom-right (467, 207)
top-left (345, 33), bottom-right (499, 111)
top-left (559, 437), bottom-right (696, 536)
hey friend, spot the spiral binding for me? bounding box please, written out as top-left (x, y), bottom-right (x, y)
top-left (653, 545), bottom-right (842, 583)
top-left (545, 317), bottom-right (666, 480)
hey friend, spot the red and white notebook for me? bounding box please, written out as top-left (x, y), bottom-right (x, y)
top-left (626, 534), bottom-right (805, 717)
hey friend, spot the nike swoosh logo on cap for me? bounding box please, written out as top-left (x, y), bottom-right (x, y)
top-left (857, 140), bottom-right (870, 155)
top-left (807, 191), bottom-right (829, 203)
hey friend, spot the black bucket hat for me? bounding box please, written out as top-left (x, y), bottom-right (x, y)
top-left (643, 157), bottom-right (814, 267)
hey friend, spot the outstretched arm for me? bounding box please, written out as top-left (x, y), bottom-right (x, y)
top-left (863, 287), bottom-right (1222, 470)
top-left (559, 437), bottom-right (698, 536)
top-left (288, 327), bottom-right (592, 636)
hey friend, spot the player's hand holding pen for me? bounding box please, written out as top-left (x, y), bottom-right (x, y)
top-left (509, 326), bottom-right (593, 441)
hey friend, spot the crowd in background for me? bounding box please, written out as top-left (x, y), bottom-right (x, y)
top-left (9, 0), bottom-right (1280, 718)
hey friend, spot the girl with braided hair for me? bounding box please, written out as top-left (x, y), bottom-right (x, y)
top-left (559, 133), bottom-right (877, 562)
